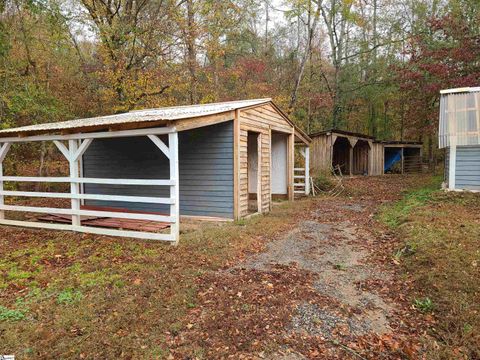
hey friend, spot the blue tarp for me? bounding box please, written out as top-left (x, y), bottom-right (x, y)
top-left (384, 149), bottom-right (402, 172)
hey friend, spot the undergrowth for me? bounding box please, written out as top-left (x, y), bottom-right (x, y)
top-left (380, 176), bottom-right (480, 359)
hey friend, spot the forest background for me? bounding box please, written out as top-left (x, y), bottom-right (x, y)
top-left (0, 0), bottom-right (479, 165)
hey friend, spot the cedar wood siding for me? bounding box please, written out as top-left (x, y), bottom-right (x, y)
top-left (82, 121), bottom-right (234, 218)
top-left (238, 103), bottom-right (294, 217)
top-left (446, 145), bottom-right (480, 190)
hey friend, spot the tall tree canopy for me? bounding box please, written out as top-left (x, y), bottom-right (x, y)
top-left (0, 0), bottom-right (479, 158)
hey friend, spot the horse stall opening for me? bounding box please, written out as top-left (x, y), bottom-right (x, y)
top-left (332, 137), bottom-right (351, 175)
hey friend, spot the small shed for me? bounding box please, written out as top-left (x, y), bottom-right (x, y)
top-left (310, 129), bottom-right (423, 177)
top-left (439, 87), bottom-right (480, 191)
top-left (310, 129), bottom-right (382, 176)
top-left (382, 141), bottom-right (423, 174)
top-left (0, 99), bottom-right (311, 244)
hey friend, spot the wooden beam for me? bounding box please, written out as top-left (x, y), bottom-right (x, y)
top-left (257, 133), bottom-right (262, 213)
top-left (168, 132), bottom-right (180, 245)
top-left (0, 219), bottom-right (175, 242)
top-left (287, 130), bottom-right (294, 201)
top-left (174, 111), bottom-right (235, 132)
top-left (148, 135), bottom-right (170, 159)
top-left (233, 109), bottom-right (240, 220)
top-left (0, 126), bottom-right (176, 143)
top-left (0, 176), bottom-right (174, 186)
top-left (68, 139), bottom-right (81, 226)
top-left (73, 139), bottom-right (93, 161)
top-left (0, 143), bottom-right (10, 220)
top-left (54, 140), bottom-right (70, 160)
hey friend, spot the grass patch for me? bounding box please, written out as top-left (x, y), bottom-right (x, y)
top-left (379, 175), bottom-right (442, 228)
top-left (0, 195), bottom-right (313, 358)
top-left (57, 288), bottom-right (83, 305)
top-left (380, 180), bottom-right (480, 359)
top-left (0, 306), bottom-right (26, 321)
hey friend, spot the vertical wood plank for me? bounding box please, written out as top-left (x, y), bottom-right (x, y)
top-left (305, 146), bottom-right (310, 195)
top-left (287, 130), bottom-right (294, 201)
top-left (68, 139), bottom-right (81, 226)
top-left (0, 142), bottom-right (11, 220)
top-left (169, 132), bottom-right (180, 244)
top-left (268, 126), bottom-right (272, 211)
top-left (233, 109), bottom-right (240, 220)
top-left (257, 133), bottom-right (262, 213)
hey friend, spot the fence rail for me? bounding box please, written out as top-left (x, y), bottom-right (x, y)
top-left (0, 128), bottom-right (180, 244)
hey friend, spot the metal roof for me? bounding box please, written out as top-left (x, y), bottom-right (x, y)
top-left (440, 87), bottom-right (480, 94)
top-left (309, 128), bottom-right (376, 140)
top-left (0, 98), bottom-right (271, 137)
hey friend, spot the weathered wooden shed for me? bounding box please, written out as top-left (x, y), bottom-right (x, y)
top-left (439, 87), bottom-right (480, 191)
top-left (310, 129), bottom-right (423, 177)
top-left (0, 99), bottom-right (310, 244)
top-left (382, 141), bottom-right (423, 174)
top-left (310, 129), bottom-right (383, 176)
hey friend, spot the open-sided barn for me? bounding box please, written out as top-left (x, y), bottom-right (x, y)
top-left (0, 99), bottom-right (311, 244)
top-left (309, 129), bottom-right (422, 176)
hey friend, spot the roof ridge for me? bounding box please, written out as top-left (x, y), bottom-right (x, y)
top-left (129, 98), bottom-right (272, 113)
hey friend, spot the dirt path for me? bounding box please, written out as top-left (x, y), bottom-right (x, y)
top-left (176, 176), bottom-right (429, 359)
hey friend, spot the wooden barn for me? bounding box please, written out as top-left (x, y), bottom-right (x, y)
top-left (310, 129), bottom-right (422, 176)
top-left (310, 130), bottom-right (383, 176)
top-left (0, 99), bottom-right (311, 244)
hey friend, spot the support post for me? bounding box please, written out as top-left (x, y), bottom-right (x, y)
top-left (349, 146), bottom-right (353, 176)
top-left (0, 143), bottom-right (11, 220)
top-left (68, 140), bottom-right (81, 226)
top-left (257, 133), bottom-right (262, 213)
top-left (287, 131), bottom-right (294, 201)
top-left (305, 146), bottom-right (310, 195)
top-left (448, 136), bottom-right (456, 190)
top-left (401, 147), bottom-right (405, 174)
top-left (169, 132), bottom-right (180, 245)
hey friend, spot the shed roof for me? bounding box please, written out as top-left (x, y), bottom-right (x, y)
top-left (0, 98), bottom-right (271, 138)
top-left (309, 129), bottom-right (375, 140)
top-left (438, 87), bottom-right (480, 148)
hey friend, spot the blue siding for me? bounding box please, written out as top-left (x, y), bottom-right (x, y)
top-left (82, 121), bottom-right (234, 218)
top-left (455, 146), bottom-right (480, 190)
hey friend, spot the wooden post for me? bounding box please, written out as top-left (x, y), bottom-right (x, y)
top-left (68, 139), bottom-right (81, 227)
top-left (169, 132), bottom-right (180, 245)
top-left (287, 130), bottom-right (294, 201)
top-left (257, 133), bottom-right (262, 213)
top-left (401, 147), bottom-right (405, 174)
top-left (233, 109), bottom-right (240, 220)
top-left (349, 147), bottom-right (353, 176)
top-left (305, 146), bottom-right (310, 195)
top-left (448, 136), bottom-right (456, 190)
top-left (0, 143), bottom-right (11, 220)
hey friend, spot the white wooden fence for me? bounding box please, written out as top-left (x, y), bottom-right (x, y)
top-left (294, 145), bottom-right (310, 195)
top-left (0, 126), bottom-right (180, 244)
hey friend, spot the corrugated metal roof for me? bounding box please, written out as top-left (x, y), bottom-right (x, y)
top-left (438, 90), bottom-right (480, 148)
top-left (440, 87), bottom-right (480, 95)
top-left (0, 98), bottom-right (271, 136)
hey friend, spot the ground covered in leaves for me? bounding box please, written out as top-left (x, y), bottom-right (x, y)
top-left (0, 174), bottom-right (468, 359)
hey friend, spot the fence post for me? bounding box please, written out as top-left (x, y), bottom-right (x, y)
top-left (305, 146), bottom-right (310, 195)
top-left (0, 143), bottom-right (11, 220)
top-left (169, 132), bottom-right (180, 245)
top-left (68, 140), bottom-right (81, 227)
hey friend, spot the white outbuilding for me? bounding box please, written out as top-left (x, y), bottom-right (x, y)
top-left (439, 87), bottom-right (480, 191)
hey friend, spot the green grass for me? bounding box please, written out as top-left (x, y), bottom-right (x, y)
top-left (379, 175), bottom-right (443, 228)
top-left (380, 178), bottom-right (480, 359)
top-left (0, 195), bottom-right (313, 358)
